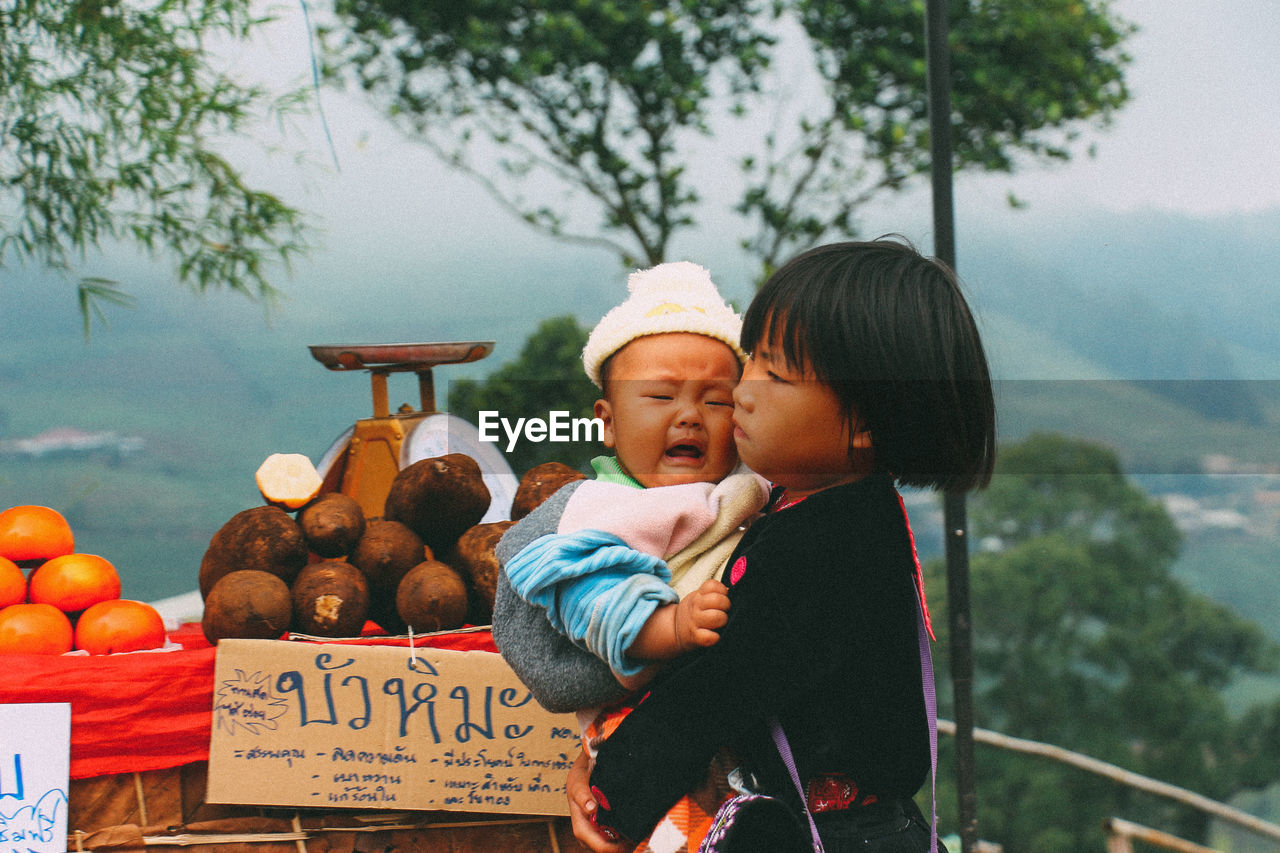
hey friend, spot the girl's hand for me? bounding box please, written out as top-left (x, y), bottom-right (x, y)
top-left (674, 578), bottom-right (730, 651)
top-left (567, 749), bottom-right (630, 853)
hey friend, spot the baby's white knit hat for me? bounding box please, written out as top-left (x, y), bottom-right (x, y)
top-left (582, 261), bottom-right (746, 387)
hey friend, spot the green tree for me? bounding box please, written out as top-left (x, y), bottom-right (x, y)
top-left (446, 315), bottom-right (599, 476)
top-left (326, 0), bottom-right (1131, 444)
top-left (325, 0), bottom-right (1131, 274)
top-left (743, 0), bottom-right (1131, 272)
top-left (324, 0), bottom-right (770, 268)
top-left (1, 0), bottom-right (309, 333)
top-left (924, 433), bottom-right (1278, 850)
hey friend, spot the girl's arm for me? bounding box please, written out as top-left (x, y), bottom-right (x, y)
top-left (588, 493), bottom-right (915, 841)
top-left (589, 582), bottom-right (828, 839)
top-left (566, 749), bottom-right (630, 853)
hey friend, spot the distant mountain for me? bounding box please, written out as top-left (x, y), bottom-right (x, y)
top-left (962, 207), bottom-right (1280, 379)
top-left (3, 206), bottom-right (1277, 603)
top-left (958, 208), bottom-right (1280, 424)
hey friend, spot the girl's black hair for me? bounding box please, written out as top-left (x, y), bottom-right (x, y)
top-left (741, 237), bottom-right (996, 492)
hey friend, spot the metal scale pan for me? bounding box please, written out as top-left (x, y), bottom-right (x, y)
top-left (309, 342), bottom-right (517, 522)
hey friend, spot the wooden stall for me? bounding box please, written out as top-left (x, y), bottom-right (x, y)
top-left (2, 624), bottom-right (590, 853)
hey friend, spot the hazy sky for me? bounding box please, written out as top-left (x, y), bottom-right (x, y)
top-left (960, 0), bottom-right (1280, 217)
top-left (190, 0), bottom-right (1280, 332)
top-left (242, 0), bottom-right (1280, 228)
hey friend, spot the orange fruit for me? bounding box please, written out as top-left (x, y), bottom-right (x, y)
top-left (0, 557), bottom-right (26, 608)
top-left (0, 505), bottom-right (75, 564)
top-left (28, 553), bottom-right (122, 613)
top-left (74, 599), bottom-right (167, 655)
top-left (0, 602), bottom-right (74, 655)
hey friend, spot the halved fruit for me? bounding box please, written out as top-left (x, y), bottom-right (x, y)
top-left (256, 453), bottom-right (324, 510)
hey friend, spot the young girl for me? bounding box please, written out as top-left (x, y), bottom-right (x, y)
top-left (570, 237), bottom-right (996, 853)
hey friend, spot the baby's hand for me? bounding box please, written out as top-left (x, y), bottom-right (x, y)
top-left (625, 580), bottom-right (731, 662)
top-left (674, 579), bottom-right (730, 652)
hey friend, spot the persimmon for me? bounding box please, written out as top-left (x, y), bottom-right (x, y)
top-left (0, 557), bottom-right (26, 608)
top-left (74, 599), bottom-right (167, 655)
top-left (0, 603), bottom-right (74, 655)
top-left (28, 553), bottom-right (122, 614)
top-left (0, 505), bottom-right (75, 564)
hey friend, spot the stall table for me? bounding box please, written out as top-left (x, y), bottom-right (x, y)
top-left (0, 625), bottom-right (589, 853)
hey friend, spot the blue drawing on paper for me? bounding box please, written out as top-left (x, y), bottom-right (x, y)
top-left (215, 668), bottom-right (289, 735)
top-left (0, 788), bottom-right (68, 853)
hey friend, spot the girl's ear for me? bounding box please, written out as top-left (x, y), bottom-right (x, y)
top-left (848, 412), bottom-right (872, 449)
top-left (594, 398), bottom-right (617, 449)
top-left (848, 425), bottom-right (874, 468)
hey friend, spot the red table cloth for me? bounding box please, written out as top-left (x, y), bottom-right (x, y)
top-left (0, 624), bottom-right (498, 779)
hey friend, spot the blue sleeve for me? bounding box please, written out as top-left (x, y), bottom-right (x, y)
top-left (492, 569), bottom-right (629, 713)
top-left (505, 530), bottom-right (679, 676)
top-left (492, 480), bottom-right (629, 713)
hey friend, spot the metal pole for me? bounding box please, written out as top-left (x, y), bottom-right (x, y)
top-left (923, 1), bottom-right (980, 850)
top-left (924, 0), bottom-right (957, 269)
top-left (943, 492), bottom-right (978, 851)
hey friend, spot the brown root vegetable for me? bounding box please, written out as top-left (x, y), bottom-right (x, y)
top-left (511, 462), bottom-right (587, 520)
top-left (350, 519), bottom-right (428, 593)
top-left (202, 570), bottom-right (293, 643)
top-left (365, 587), bottom-right (407, 635)
top-left (291, 559), bottom-right (370, 637)
top-left (396, 560), bottom-right (469, 633)
top-left (199, 506), bottom-right (308, 599)
top-left (444, 520), bottom-right (514, 625)
top-left (299, 492), bottom-right (366, 558)
top-left (383, 454), bottom-right (490, 553)
top-left (255, 453), bottom-right (323, 510)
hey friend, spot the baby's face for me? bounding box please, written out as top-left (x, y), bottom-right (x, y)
top-left (595, 333), bottom-right (740, 488)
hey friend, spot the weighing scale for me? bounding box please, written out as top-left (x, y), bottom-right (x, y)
top-left (309, 342), bottom-right (518, 522)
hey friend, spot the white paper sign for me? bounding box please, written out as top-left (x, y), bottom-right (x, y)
top-left (0, 703), bottom-right (70, 853)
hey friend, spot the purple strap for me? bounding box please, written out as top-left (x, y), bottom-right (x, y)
top-left (770, 591), bottom-right (938, 853)
top-left (769, 719), bottom-right (825, 852)
top-left (916, 589), bottom-right (940, 853)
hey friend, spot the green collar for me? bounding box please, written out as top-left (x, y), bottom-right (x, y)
top-left (590, 455), bottom-right (644, 489)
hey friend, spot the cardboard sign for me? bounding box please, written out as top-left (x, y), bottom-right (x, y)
top-left (0, 703), bottom-right (70, 853)
top-left (207, 640), bottom-right (579, 814)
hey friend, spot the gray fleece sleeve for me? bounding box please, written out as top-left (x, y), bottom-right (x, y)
top-left (492, 479), bottom-right (631, 714)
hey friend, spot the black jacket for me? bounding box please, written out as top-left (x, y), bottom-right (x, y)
top-left (590, 473), bottom-right (930, 841)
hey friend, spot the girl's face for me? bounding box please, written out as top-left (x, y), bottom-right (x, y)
top-left (732, 340), bottom-right (872, 499)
